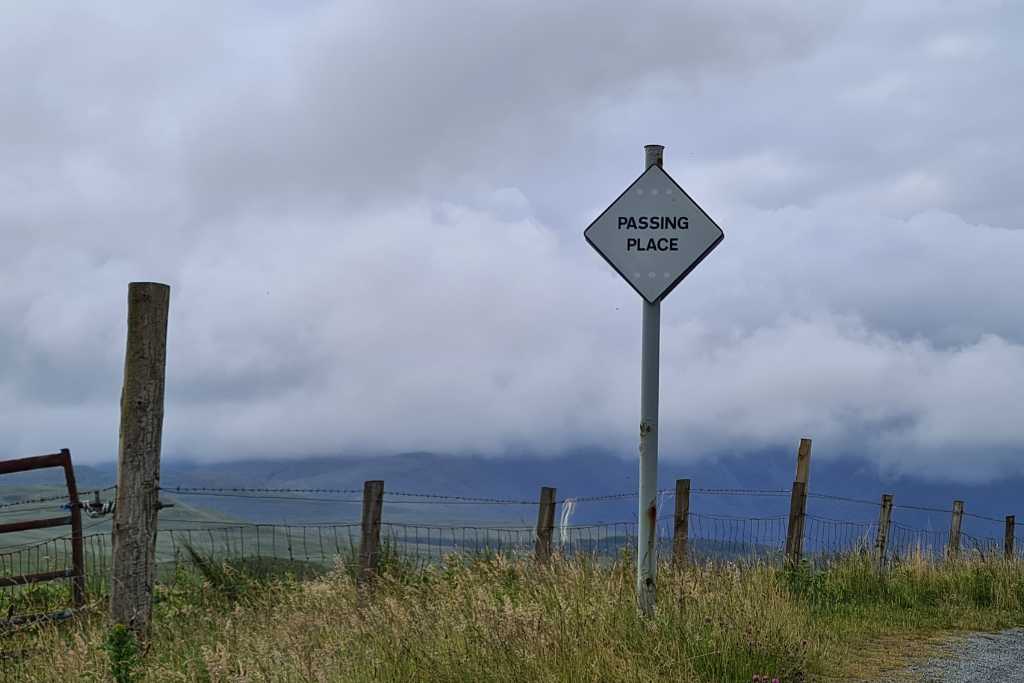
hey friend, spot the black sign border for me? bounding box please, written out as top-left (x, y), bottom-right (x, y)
top-left (584, 165), bottom-right (725, 304)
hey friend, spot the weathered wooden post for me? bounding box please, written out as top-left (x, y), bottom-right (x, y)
top-left (784, 438), bottom-right (812, 565)
top-left (948, 500), bottom-right (964, 560)
top-left (874, 494), bottom-right (893, 569)
top-left (110, 282), bottom-right (170, 640)
top-left (534, 486), bottom-right (556, 563)
top-left (795, 437), bottom-right (812, 488)
top-left (785, 482), bottom-right (806, 565)
top-left (1005, 515), bottom-right (1015, 561)
top-left (358, 480), bottom-right (384, 584)
top-left (672, 478), bottom-right (690, 568)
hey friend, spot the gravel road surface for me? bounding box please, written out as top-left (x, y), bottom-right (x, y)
top-left (876, 628), bottom-right (1024, 682)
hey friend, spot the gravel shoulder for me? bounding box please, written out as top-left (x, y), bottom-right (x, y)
top-left (869, 628), bottom-right (1024, 682)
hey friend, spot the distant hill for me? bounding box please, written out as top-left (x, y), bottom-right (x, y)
top-left (151, 449), bottom-right (1022, 543)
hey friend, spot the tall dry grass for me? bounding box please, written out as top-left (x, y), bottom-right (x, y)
top-left (3, 550), bottom-right (1023, 682)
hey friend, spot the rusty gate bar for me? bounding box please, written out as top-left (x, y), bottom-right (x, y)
top-left (0, 516), bottom-right (73, 534)
top-left (60, 448), bottom-right (85, 606)
top-left (0, 452), bottom-right (66, 475)
top-left (0, 569), bottom-right (75, 587)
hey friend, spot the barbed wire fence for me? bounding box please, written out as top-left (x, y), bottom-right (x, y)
top-left (0, 476), bottom-right (1019, 615)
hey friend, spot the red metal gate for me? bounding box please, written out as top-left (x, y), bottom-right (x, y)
top-left (0, 449), bottom-right (85, 607)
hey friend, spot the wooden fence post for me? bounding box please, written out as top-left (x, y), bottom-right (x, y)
top-left (358, 480), bottom-right (384, 584)
top-left (948, 500), bottom-right (964, 560)
top-left (110, 282), bottom-right (170, 641)
top-left (1005, 515), bottom-right (1016, 561)
top-left (535, 486), bottom-right (556, 563)
top-left (784, 438), bottom-right (812, 565)
top-left (874, 494), bottom-right (893, 569)
top-left (785, 481), bottom-right (806, 565)
top-left (794, 437), bottom-right (812, 488)
top-left (672, 479), bottom-right (690, 568)
top-left (794, 438), bottom-right (812, 552)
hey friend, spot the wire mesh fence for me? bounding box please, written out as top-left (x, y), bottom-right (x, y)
top-left (0, 516), bottom-right (1007, 609)
top-left (0, 513), bottom-right (1018, 595)
top-left (0, 484), bottom-right (1019, 613)
top-left (162, 513), bottom-right (1017, 568)
top-left (158, 523), bottom-right (361, 567)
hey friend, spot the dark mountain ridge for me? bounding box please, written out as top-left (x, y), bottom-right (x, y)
top-left (151, 449), bottom-right (1021, 540)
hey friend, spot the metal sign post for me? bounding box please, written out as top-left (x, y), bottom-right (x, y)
top-left (638, 144), bottom-right (663, 617)
top-left (584, 144), bottom-right (724, 617)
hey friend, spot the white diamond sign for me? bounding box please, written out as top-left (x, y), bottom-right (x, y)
top-left (584, 164), bottom-right (724, 303)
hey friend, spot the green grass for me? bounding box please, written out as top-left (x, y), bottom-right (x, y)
top-left (1, 550), bottom-right (1022, 682)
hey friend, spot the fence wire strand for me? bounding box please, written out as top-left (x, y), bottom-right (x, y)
top-left (0, 483), bottom-right (1018, 604)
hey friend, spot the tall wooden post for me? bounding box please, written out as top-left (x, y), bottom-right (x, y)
top-left (874, 494), bottom-right (893, 569)
top-left (785, 481), bottom-right (806, 565)
top-left (672, 479), bottom-right (690, 567)
top-left (785, 438), bottom-right (812, 565)
top-left (794, 437), bottom-right (812, 488)
top-left (535, 486), bottom-right (556, 563)
top-left (1005, 515), bottom-right (1016, 561)
top-left (948, 500), bottom-right (964, 560)
top-left (110, 282), bottom-right (170, 640)
top-left (358, 480), bottom-right (384, 584)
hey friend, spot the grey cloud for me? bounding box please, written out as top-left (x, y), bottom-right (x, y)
top-left (179, 1), bottom-right (853, 214)
top-left (1, 1), bottom-right (1023, 484)
top-left (6, 197), bottom-right (1023, 482)
top-left (663, 3), bottom-right (1024, 227)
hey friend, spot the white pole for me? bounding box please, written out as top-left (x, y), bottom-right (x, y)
top-left (637, 144), bottom-right (663, 617)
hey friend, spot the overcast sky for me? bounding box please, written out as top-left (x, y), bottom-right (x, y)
top-left (2, 1), bottom-right (1022, 481)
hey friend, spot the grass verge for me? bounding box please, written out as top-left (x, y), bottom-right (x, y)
top-left (1, 549), bottom-right (1021, 682)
